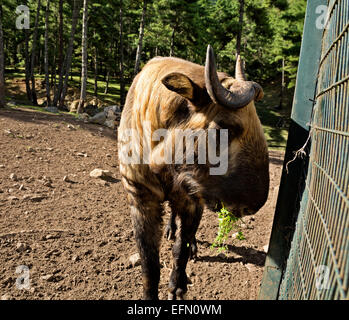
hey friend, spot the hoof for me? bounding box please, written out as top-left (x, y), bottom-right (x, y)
top-left (165, 224), bottom-right (176, 241)
top-left (168, 288), bottom-right (187, 300)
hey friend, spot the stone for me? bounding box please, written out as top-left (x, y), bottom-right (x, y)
top-left (129, 253), bottom-right (141, 267)
top-left (1, 294), bottom-right (13, 300)
top-left (67, 124), bottom-right (76, 130)
top-left (69, 100), bottom-right (80, 113)
top-left (8, 195), bottom-right (19, 202)
top-left (45, 106), bottom-right (59, 113)
top-left (89, 169), bottom-right (112, 179)
top-left (16, 242), bottom-right (29, 252)
top-left (76, 152), bottom-right (87, 157)
top-left (41, 274), bottom-right (55, 282)
top-left (84, 105), bottom-right (99, 117)
top-left (88, 111), bottom-right (106, 125)
top-left (263, 244), bottom-right (269, 253)
top-left (244, 263), bottom-right (257, 272)
top-left (104, 119), bottom-right (115, 129)
top-left (10, 173), bottom-right (18, 181)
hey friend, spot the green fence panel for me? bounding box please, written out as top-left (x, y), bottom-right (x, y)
top-left (278, 0), bottom-right (349, 300)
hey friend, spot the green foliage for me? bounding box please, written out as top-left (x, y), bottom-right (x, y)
top-left (211, 204), bottom-right (245, 252)
top-left (1, 0), bottom-right (307, 102)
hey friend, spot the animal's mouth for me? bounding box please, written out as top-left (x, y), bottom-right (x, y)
top-left (205, 199), bottom-right (256, 218)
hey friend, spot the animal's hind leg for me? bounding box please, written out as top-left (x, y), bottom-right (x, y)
top-left (129, 196), bottom-right (163, 300)
top-left (168, 200), bottom-right (203, 300)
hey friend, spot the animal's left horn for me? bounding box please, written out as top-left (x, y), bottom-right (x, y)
top-left (205, 45), bottom-right (262, 109)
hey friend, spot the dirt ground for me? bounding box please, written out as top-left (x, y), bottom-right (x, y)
top-left (0, 107), bottom-right (284, 300)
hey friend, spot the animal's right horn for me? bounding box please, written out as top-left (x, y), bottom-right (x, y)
top-left (205, 45), bottom-right (260, 109)
top-left (235, 55), bottom-right (246, 81)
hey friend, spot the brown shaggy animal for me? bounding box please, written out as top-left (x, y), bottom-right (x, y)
top-left (118, 45), bottom-right (269, 300)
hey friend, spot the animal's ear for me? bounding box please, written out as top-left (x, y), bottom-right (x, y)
top-left (161, 73), bottom-right (195, 101)
top-left (255, 85), bottom-right (264, 101)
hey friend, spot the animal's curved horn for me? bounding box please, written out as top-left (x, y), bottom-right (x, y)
top-left (235, 54), bottom-right (246, 81)
top-left (205, 45), bottom-right (260, 109)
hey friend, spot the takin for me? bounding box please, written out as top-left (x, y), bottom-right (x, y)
top-left (118, 45), bottom-right (270, 300)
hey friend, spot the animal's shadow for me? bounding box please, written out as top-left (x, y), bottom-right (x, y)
top-left (195, 240), bottom-right (266, 267)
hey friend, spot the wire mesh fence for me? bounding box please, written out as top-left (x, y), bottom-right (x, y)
top-left (278, 0), bottom-right (349, 300)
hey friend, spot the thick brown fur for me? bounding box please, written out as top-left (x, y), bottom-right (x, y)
top-left (118, 56), bottom-right (269, 300)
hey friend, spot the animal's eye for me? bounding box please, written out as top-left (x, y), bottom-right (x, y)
top-left (217, 121), bottom-right (243, 139)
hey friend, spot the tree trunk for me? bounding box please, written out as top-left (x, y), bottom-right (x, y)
top-left (56, 0), bottom-right (80, 109)
top-left (278, 57), bottom-right (285, 110)
top-left (0, 3), bottom-right (5, 108)
top-left (24, 27), bottom-right (32, 101)
top-left (236, 0), bottom-right (245, 57)
top-left (119, 0), bottom-right (125, 106)
top-left (30, 0), bottom-right (41, 105)
top-left (44, 0), bottom-right (51, 106)
top-left (134, 0), bottom-right (147, 76)
top-left (170, 26), bottom-right (175, 57)
top-left (104, 70), bottom-right (110, 94)
top-left (77, 0), bottom-right (88, 114)
top-left (94, 46), bottom-right (98, 97)
top-left (58, 0), bottom-right (64, 75)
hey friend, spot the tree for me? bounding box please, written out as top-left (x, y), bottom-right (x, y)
top-left (59, 0), bottom-right (80, 109)
top-left (134, 0), bottom-right (147, 76)
top-left (44, 0), bottom-right (51, 106)
top-left (53, 0), bottom-right (80, 108)
top-left (0, 3), bottom-right (5, 108)
top-left (119, 0), bottom-right (125, 106)
top-left (30, 0), bottom-right (41, 105)
top-left (236, 0), bottom-right (245, 57)
top-left (77, 0), bottom-right (89, 113)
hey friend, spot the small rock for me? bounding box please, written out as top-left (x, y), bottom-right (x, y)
top-left (72, 255), bottom-right (80, 262)
top-left (263, 244), bottom-right (269, 253)
top-left (26, 177), bottom-right (35, 183)
top-left (218, 252), bottom-right (227, 259)
top-left (244, 263), bottom-right (257, 272)
top-left (27, 147), bottom-right (35, 153)
top-left (30, 194), bottom-right (47, 202)
top-left (19, 184), bottom-right (26, 191)
top-left (8, 195), bottom-right (19, 202)
top-left (89, 169), bottom-right (112, 179)
top-left (16, 242), bottom-right (29, 252)
top-left (15, 155), bottom-right (22, 159)
top-left (46, 147), bottom-right (54, 151)
top-left (1, 294), bottom-right (13, 301)
top-left (10, 173), bottom-right (18, 181)
top-left (76, 152), bottom-right (87, 157)
top-left (67, 124), bottom-right (76, 130)
top-left (45, 106), bottom-right (59, 113)
top-left (129, 253), bottom-right (141, 267)
top-left (41, 274), bottom-right (55, 282)
top-left (0, 164), bottom-right (5, 168)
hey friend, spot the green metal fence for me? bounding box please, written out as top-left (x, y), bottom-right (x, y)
top-left (278, 0), bottom-right (349, 300)
top-left (260, 0), bottom-right (348, 300)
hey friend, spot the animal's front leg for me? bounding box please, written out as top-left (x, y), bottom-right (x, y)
top-left (168, 202), bottom-right (203, 300)
top-left (130, 199), bottom-right (163, 300)
top-left (165, 211), bottom-right (177, 241)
